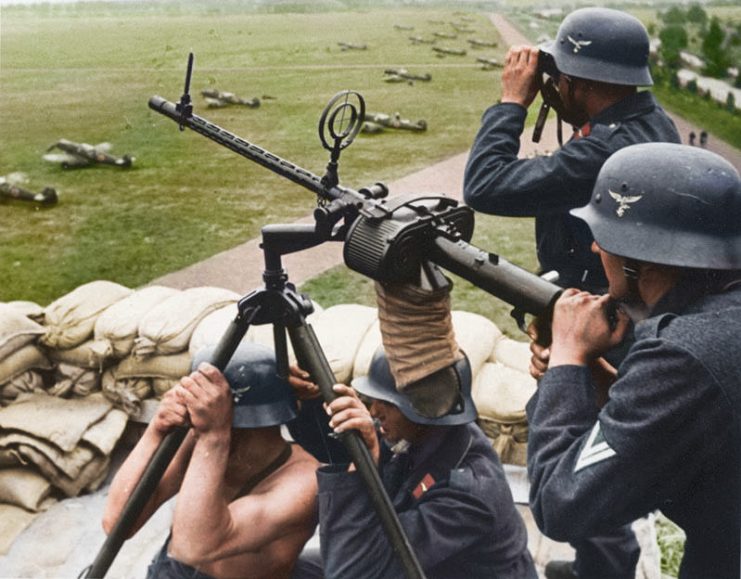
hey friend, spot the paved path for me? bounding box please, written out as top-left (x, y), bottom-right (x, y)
top-left (489, 13), bottom-right (741, 172)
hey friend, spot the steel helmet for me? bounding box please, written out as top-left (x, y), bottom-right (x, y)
top-left (351, 348), bottom-right (477, 426)
top-left (541, 7), bottom-right (653, 86)
top-left (192, 342), bottom-right (297, 428)
top-left (571, 143), bottom-right (741, 270)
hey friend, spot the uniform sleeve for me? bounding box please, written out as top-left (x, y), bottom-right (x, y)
top-left (526, 339), bottom-right (734, 542)
top-left (317, 466), bottom-right (495, 578)
top-left (463, 104), bottom-right (612, 216)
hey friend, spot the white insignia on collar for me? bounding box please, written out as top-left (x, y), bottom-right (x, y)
top-left (567, 35), bottom-right (592, 53)
top-left (574, 422), bottom-right (616, 472)
top-left (608, 189), bottom-right (643, 217)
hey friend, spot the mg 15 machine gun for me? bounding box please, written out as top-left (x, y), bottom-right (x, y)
top-left (85, 53), bottom-right (561, 579)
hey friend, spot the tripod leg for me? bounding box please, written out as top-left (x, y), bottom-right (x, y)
top-left (288, 322), bottom-right (425, 579)
top-left (85, 311), bottom-right (254, 578)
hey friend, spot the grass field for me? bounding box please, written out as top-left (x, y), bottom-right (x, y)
top-left (2, 2), bottom-right (540, 334)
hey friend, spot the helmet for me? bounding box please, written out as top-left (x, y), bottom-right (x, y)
top-left (571, 143), bottom-right (741, 270)
top-left (351, 348), bottom-right (477, 426)
top-left (541, 7), bottom-right (653, 86)
top-left (192, 342), bottom-right (297, 428)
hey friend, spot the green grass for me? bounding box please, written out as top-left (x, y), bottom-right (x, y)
top-left (1, 4), bottom-right (512, 307)
top-left (653, 81), bottom-right (741, 149)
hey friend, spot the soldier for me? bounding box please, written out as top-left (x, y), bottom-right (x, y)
top-left (43, 139), bottom-right (133, 169)
top-left (463, 7), bottom-right (680, 579)
top-left (289, 350), bottom-right (538, 579)
top-left (527, 143), bottom-right (741, 578)
top-left (104, 343), bottom-right (319, 579)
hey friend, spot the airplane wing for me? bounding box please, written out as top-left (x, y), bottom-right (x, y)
top-left (42, 153), bottom-right (90, 167)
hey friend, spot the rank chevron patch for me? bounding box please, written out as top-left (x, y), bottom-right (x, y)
top-left (574, 422), bottom-right (617, 473)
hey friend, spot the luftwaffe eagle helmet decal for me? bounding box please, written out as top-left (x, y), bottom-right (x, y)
top-left (566, 35), bottom-right (592, 53)
top-left (608, 189), bottom-right (643, 217)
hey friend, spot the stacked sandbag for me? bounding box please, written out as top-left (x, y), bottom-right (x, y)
top-left (103, 287), bottom-right (240, 413)
top-left (474, 335), bottom-right (537, 466)
top-left (243, 304), bottom-right (374, 384)
top-left (0, 392), bottom-right (127, 510)
top-left (190, 300), bottom-right (324, 361)
top-left (40, 281), bottom-right (133, 398)
top-left (91, 286), bottom-right (180, 362)
top-left (0, 304), bottom-right (52, 406)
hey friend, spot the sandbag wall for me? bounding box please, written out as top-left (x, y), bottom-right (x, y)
top-left (0, 281), bottom-right (536, 532)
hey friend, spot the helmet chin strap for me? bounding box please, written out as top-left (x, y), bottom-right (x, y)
top-left (618, 258), bottom-right (651, 321)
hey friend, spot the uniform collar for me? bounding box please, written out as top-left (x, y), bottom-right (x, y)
top-left (588, 91), bottom-right (657, 128)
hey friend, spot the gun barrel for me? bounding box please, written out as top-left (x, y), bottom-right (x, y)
top-left (431, 236), bottom-right (561, 317)
top-left (149, 96), bottom-right (352, 203)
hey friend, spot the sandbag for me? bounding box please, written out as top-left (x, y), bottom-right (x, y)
top-left (473, 362), bottom-right (536, 466)
top-left (5, 300), bottom-right (45, 322)
top-left (115, 352), bottom-right (192, 380)
top-left (0, 467), bottom-right (54, 512)
top-left (352, 319), bottom-right (382, 380)
top-left (490, 336), bottom-right (532, 375)
top-left (102, 352), bottom-right (190, 412)
top-left (47, 363), bottom-right (100, 398)
top-left (451, 310), bottom-right (503, 379)
top-left (194, 300), bottom-right (324, 359)
top-left (0, 345), bottom-right (52, 385)
top-left (309, 304), bottom-right (379, 384)
top-left (41, 280), bottom-right (132, 350)
top-left (47, 339), bottom-right (107, 370)
top-left (152, 377), bottom-right (180, 398)
top-left (0, 304), bottom-right (46, 360)
top-left (91, 285), bottom-right (180, 361)
top-left (189, 303), bottom-right (239, 357)
top-left (0, 504), bottom-right (37, 556)
top-left (133, 287), bottom-right (239, 358)
top-left (0, 392), bottom-right (112, 453)
top-left (102, 372), bottom-right (152, 415)
top-left (1, 371), bottom-right (47, 406)
top-left (0, 431), bottom-right (96, 480)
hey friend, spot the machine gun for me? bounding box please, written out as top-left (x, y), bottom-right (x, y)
top-left (85, 53), bottom-right (561, 579)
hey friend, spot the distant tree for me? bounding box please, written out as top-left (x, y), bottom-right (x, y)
top-left (727, 91), bottom-right (736, 113)
top-left (662, 6), bottom-right (686, 25)
top-left (702, 17), bottom-right (731, 78)
top-left (686, 4), bottom-right (707, 27)
top-left (659, 24), bottom-right (688, 70)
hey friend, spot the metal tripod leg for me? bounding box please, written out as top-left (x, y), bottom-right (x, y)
top-left (287, 321), bottom-right (424, 578)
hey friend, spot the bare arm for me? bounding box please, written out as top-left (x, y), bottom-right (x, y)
top-left (169, 363), bottom-right (318, 564)
top-left (102, 387), bottom-right (195, 537)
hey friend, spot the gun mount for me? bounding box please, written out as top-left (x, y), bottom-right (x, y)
top-left (85, 53), bottom-right (563, 579)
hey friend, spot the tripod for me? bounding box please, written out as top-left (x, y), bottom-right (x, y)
top-left (85, 223), bottom-right (425, 579)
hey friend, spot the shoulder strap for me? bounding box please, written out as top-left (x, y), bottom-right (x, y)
top-left (235, 443), bottom-right (293, 499)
